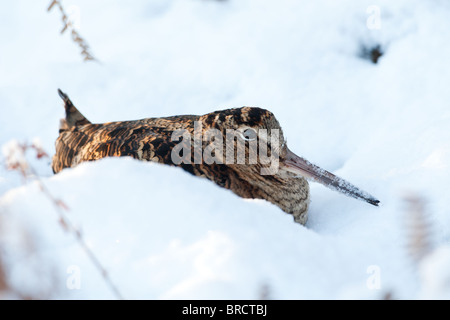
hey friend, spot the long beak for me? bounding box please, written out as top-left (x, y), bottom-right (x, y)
top-left (282, 148), bottom-right (380, 206)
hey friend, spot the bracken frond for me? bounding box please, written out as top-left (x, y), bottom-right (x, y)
top-left (403, 193), bottom-right (433, 263)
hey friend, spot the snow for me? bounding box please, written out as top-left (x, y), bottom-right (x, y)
top-left (1, 0), bottom-right (450, 299)
top-left (419, 247), bottom-right (450, 300)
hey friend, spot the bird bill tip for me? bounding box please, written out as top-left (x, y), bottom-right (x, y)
top-left (282, 148), bottom-right (380, 207)
top-left (368, 198), bottom-right (381, 206)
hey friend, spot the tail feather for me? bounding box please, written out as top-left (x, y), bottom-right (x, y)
top-left (58, 89), bottom-right (91, 130)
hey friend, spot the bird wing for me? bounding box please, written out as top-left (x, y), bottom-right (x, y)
top-left (52, 121), bottom-right (177, 173)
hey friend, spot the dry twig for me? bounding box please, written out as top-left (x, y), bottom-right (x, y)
top-left (48, 0), bottom-right (97, 62)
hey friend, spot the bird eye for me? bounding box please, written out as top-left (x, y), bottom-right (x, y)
top-left (239, 128), bottom-right (257, 141)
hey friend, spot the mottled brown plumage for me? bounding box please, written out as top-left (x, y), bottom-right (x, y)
top-left (53, 89), bottom-right (379, 225)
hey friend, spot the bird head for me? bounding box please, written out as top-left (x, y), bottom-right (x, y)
top-left (188, 107), bottom-right (379, 224)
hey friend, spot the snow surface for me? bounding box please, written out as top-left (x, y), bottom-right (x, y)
top-left (1, 0), bottom-right (450, 299)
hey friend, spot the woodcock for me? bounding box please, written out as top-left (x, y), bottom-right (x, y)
top-left (52, 89), bottom-right (379, 225)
